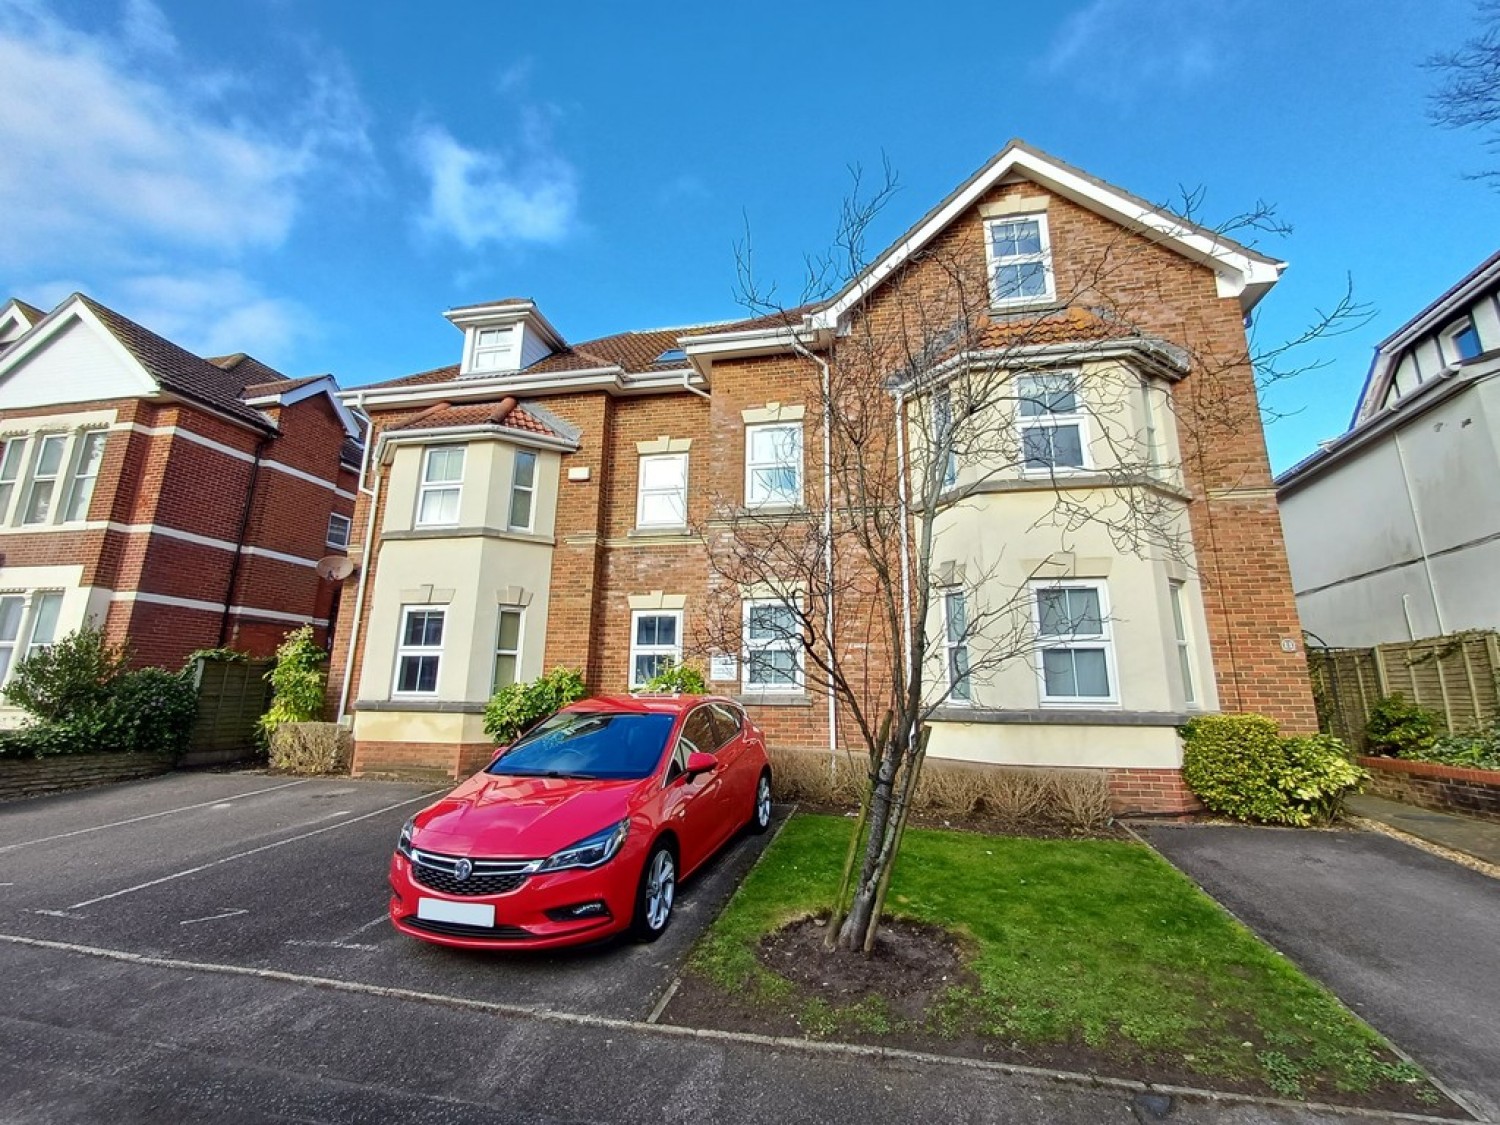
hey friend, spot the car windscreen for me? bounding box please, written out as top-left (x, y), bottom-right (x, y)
top-left (486, 711), bottom-right (676, 780)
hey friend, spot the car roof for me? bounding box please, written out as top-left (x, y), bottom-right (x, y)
top-left (562, 694), bottom-right (737, 717)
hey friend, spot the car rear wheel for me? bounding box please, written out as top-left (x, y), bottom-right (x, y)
top-left (749, 770), bottom-right (772, 834)
top-left (632, 842), bottom-right (676, 942)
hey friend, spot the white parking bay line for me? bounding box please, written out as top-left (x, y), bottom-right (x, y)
top-left (0, 780), bottom-right (312, 854)
top-left (180, 909), bottom-right (248, 927)
top-left (67, 791), bottom-right (444, 911)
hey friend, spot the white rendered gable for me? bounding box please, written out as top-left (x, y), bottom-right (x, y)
top-left (0, 311), bottom-right (156, 409)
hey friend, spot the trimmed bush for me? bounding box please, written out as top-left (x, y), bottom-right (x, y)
top-left (641, 660), bottom-right (708, 694)
top-left (268, 722), bottom-right (351, 775)
top-left (260, 626), bottom-right (327, 738)
top-left (1181, 714), bottom-right (1365, 826)
top-left (484, 667), bottom-right (587, 745)
top-left (1365, 694), bottom-right (1441, 758)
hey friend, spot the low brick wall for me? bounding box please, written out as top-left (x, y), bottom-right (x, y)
top-left (0, 752), bottom-right (175, 802)
top-left (352, 739), bottom-right (493, 781)
top-left (1105, 767), bottom-right (1202, 816)
top-left (1358, 756), bottom-right (1500, 823)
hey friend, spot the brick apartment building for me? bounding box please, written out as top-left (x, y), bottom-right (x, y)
top-left (0, 293), bottom-right (361, 711)
top-left (328, 141), bottom-right (1316, 812)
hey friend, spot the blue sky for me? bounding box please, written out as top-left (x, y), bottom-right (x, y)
top-left (3, 0), bottom-right (1498, 472)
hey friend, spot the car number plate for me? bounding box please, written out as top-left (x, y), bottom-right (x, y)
top-left (417, 898), bottom-right (496, 927)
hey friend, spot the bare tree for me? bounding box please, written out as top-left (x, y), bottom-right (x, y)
top-left (1429, 0), bottom-right (1500, 182)
top-left (692, 164), bottom-right (1365, 955)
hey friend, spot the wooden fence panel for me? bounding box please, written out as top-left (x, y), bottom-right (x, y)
top-left (1307, 631), bottom-right (1500, 750)
top-left (190, 658), bottom-right (274, 755)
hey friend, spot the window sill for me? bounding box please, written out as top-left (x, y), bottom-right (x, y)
top-left (988, 298), bottom-right (1063, 317)
top-left (739, 502), bottom-right (805, 518)
top-left (734, 692), bottom-right (812, 708)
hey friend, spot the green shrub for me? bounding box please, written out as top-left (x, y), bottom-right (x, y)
top-left (1, 625), bottom-right (126, 723)
top-left (1413, 721), bottom-right (1500, 771)
top-left (106, 667), bottom-right (199, 757)
top-left (0, 628), bottom-right (198, 759)
top-left (1181, 714), bottom-right (1366, 826)
top-left (484, 667), bottom-right (587, 744)
top-left (1365, 694), bottom-right (1441, 757)
top-left (260, 626), bottom-right (327, 738)
top-left (641, 660), bottom-right (708, 694)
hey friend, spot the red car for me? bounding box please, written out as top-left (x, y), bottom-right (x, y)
top-left (389, 694), bottom-right (773, 950)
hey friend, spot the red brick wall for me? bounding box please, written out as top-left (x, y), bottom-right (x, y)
top-left (1359, 756), bottom-right (1500, 823)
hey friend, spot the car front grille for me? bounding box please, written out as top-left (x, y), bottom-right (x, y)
top-left (404, 917), bottom-right (533, 941)
top-left (408, 849), bottom-right (533, 897)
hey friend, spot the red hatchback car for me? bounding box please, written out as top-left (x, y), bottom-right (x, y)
top-left (389, 694), bottom-right (773, 950)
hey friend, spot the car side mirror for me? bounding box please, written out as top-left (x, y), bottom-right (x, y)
top-left (684, 751), bottom-right (717, 778)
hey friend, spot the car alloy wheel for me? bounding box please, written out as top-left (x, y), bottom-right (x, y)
top-left (634, 844), bottom-right (676, 941)
top-left (750, 772), bottom-right (772, 833)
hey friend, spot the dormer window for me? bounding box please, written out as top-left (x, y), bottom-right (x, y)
top-left (468, 326), bottom-right (517, 374)
top-left (1442, 318), bottom-right (1482, 364)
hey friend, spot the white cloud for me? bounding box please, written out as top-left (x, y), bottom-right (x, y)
top-left (1043, 0), bottom-right (1241, 99)
top-left (0, 0), bottom-right (373, 269)
top-left (110, 270), bottom-right (315, 362)
top-left (413, 113), bottom-right (580, 250)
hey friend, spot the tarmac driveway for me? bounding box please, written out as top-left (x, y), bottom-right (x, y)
top-left (0, 770), bottom-right (783, 1020)
top-left (1141, 824), bottom-right (1500, 1122)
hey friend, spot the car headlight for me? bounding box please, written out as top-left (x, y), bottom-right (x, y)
top-left (535, 820), bottom-right (630, 873)
top-left (397, 818), bottom-right (416, 859)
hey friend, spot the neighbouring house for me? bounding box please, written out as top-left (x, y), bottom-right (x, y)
top-left (1277, 250), bottom-right (1500, 647)
top-left (0, 293), bottom-right (362, 716)
top-left (329, 140), bottom-right (1316, 813)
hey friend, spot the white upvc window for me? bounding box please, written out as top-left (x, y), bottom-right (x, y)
top-left (1442, 318), bottom-right (1483, 364)
top-left (743, 598), bottom-right (802, 692)
top-left (942, 587), bottom-right (972, 703)
top-left (1168, 580), bottom-right (1197, 707)
top-left (630, 610), bottom-right (683, 687)
top-left (22, 434), bottom-right (68, 524)
top-left (494, 607), bottom-right (524, 691)
top-left (62, 431), bottom-right (107, 523)
top-left (637, 453), bottom-right (688, 528)
top-left (509, 449), bottom-right (537, 531)
top-left (0, 595), bottom-right (25, 682)
top-left (985, 212), bottom-right (1054, 306)
top-left (326, 512), bottom-right (352, 549)
top-left (1018, 371), bottom-right (1088, 473)
top-left (1032, 580), bottom-right (1117, 705)
top-left (932, 387), bottom-right (958, 488)
top-left (24, 592), bottom-right (62, 660)
top-left (745, 423), bottom-right (803, 507)
top-left (470, 326), bottom-right (516, 373)
top-left (394, 607), bottom-right (445, 695)
top-left (416, 445), bottom-right (464, 527)
top-left (0, 438), bottom-right (26, 523)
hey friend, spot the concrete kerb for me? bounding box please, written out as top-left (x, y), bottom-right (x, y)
top-left (644, 799), bottom-right (799, 1025)
top-left (0, 932), bottom-right (1468, 1124)
top-left (1123, 820), bottom-right (1487, 1123)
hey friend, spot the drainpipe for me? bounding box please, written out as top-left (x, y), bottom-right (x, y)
top-left (218, 433), bottom-right (271, 646)
top-left (337, 394), bottom-right (378, 722)
top-left (1393, 429), bottom-right (1447, 635)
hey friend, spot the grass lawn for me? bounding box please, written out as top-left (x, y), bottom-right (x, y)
top-left (674, 814), bottom-right (1439, 1108)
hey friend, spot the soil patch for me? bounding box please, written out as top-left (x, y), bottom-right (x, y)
top-left (757, 917), bottom-right (974, 1021)
top-left (793, 802), bottom-right (1129, 840)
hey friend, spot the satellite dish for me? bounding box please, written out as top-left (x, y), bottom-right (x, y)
top-left (315, 555), bottom-right (356, 581)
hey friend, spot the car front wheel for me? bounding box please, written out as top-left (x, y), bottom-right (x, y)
top-left (632, 842), bottom-right (676, 942)
top-left (749, 771), bottom-right (772, 834)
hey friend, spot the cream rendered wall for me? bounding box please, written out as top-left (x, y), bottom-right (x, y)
top-left (928, 721), bottom-right (1182, 769)
top-left (358, 436), bottom-right (560, 713)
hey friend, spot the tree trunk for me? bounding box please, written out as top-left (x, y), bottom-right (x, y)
top-left (834, 730), bottom-right (904, 950)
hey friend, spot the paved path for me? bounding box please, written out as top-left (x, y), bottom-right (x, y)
top-left (1346, 795), bottom-right (1500, 867)
top-left (1142, 824), bottom-right (1500, 1122)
